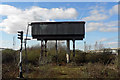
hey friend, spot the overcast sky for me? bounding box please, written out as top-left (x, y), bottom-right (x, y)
top-left (0, 2), bottom-right (119, 50)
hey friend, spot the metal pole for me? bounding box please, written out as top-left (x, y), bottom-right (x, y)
top-left (19, 40), bottom-right (23, 78)
top-left (24, 40), bottom-right (28, 77)
top-left (73, 40), bottom-right (75, 57)
top-left (66, 40), bottom-right (70, 63)
top-left (55, 40), bottom-right (58, 63)
top-left (24, 23), bottom-right (30, 78)
top-left (45, 40), bottom-right (47, 57)
top-left (41, 40), bottom-right (43, 60)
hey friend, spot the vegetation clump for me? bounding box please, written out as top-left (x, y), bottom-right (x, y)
top-left (2, 44), bottom-right (118, 78)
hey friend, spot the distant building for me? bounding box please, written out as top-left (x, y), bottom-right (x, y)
top-left (87, 48), bottom-right (119, 55)
top-left (110, 48), bottom-right (118, 55)
top-left (0, 48), bottom-right (6, 51)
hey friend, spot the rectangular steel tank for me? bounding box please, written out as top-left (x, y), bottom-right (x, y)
top-left (31, 21), bottom-right (85, 40)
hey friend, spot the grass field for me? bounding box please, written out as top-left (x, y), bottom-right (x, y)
top-left (2, 62), bottom-right (119, 78)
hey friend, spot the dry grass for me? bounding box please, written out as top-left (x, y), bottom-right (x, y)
top-left (3, 62), bottom-right (118, 78)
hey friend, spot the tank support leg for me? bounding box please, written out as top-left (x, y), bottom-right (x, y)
top-left (39, 39), bottom-right (43, 65)
top-left (41, 40), bottom-right (43, 58)
top-left (45, 40), bottom-right (47, 57)
top-left (66, 40), bottom-right (70, 63)
top-left (55, 40), bottom-right (58, 63)
top-left (73, 40), bottom-right (75, 57)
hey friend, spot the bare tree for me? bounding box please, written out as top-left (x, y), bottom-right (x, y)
top-left (98, 42), bottom-right (104, 50)
top-left (94, 41), bottom-right (98, 50)
top-left (84, 41), bottom-right (87, 52)
top-left (88, 45), bottom-right (91, 51)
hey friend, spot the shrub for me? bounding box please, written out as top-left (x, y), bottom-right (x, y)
top-left (51, 49), bottom-right (67, 64)
top-left (24, 49), bottom-right (40, 65)
top-left (85, 52), bottom-right (116, 64)
top-left (98, 53), bottom-right (116, 64)
top-left (2, 49), bottom-right (17, 63)
top-left (57, 51), bottom-right (67, 64)
top-left (3, 45), bottom-right (116, 65)
top-left (85, 53), bottom-right (99, 63)
top-left (74, 52), bottom-right (86, 63)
